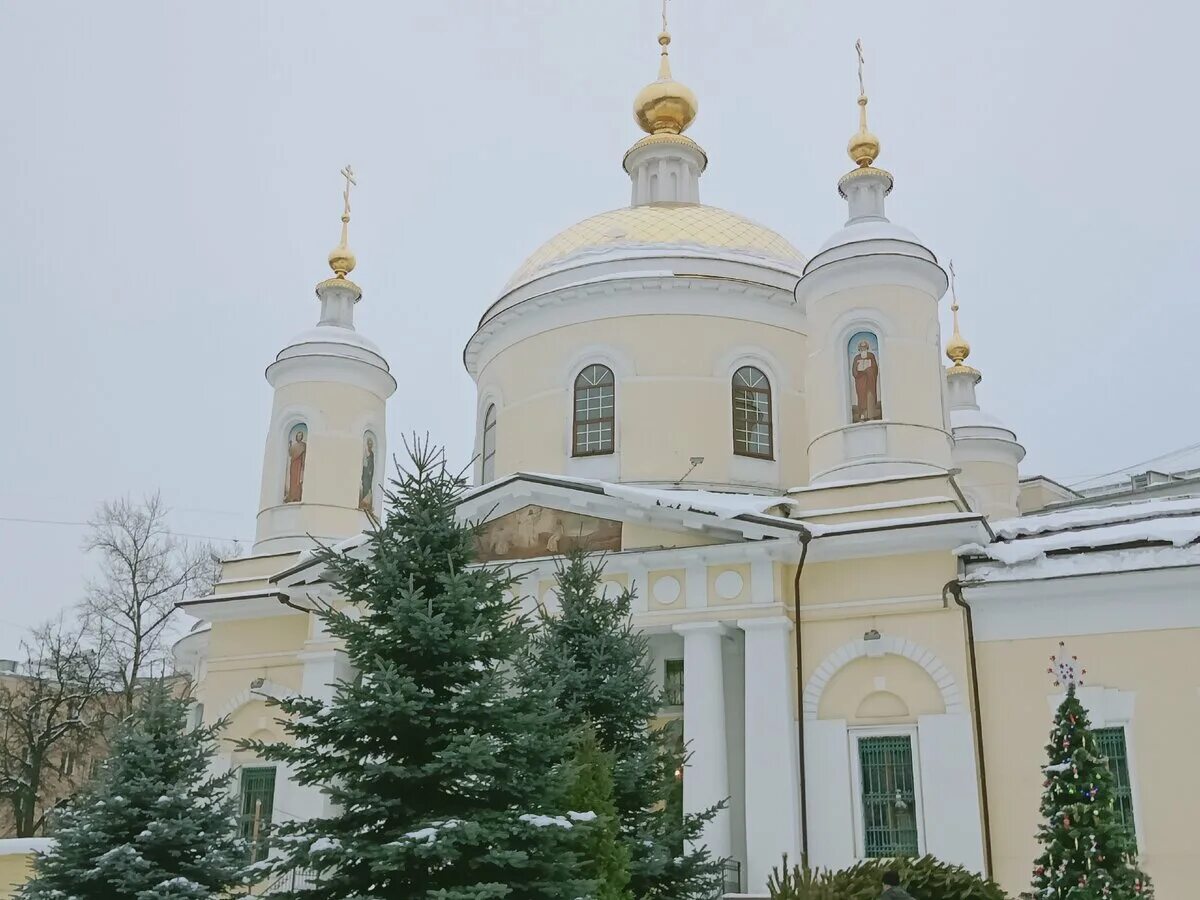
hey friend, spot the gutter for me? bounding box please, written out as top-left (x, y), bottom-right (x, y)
top-left (792, 527), bottom-right (814, 858)
top-left (942, 578), bottom-right (993, 878)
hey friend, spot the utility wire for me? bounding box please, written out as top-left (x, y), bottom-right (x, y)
top-left (0, 515), bottom-right (250, 544)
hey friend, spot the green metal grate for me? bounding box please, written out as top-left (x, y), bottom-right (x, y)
top-left (664, 659), bottom-right (684, 707)
top-left (1095, 727), bottom-right (1136, 846)
top-left (858, 735), bottom-right (919, 858)
top-left (239, 766), bottom-right (277, 863)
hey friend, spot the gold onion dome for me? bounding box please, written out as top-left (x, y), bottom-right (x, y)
top-left (848, 95), bottom-right (881, 167)
top-left (634, 30), bottom-right (697, 135)
top-left (945, 263), bottom-right (979, 375)
top-left (327, 165), bottom-right (358, 280)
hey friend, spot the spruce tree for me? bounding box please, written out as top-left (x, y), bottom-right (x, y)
top-left (564, 724), bottom-right (632, 900)
top-left (18, 681), bottom-right (247, 900)
top-left (1030, 650), bottom-right (1153, 899)
top-left (520, 551), bottom-right (724, 900)
top-left (243, 441), bottom-right (592, 899)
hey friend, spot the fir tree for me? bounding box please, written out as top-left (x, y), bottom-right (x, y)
top-left (564, 724), bottom-right (632, 900)
top-left (243, 441), bottom-right (593, 899)
top-left (1030, 655), bottom-right (1153, 899)
top-left (520, 551), bottom-right (725, 900)
top-left (18, 681), bottom-right (247, 900)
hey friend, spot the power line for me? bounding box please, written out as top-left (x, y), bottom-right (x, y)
top-left (1065, 440), bottom-right (1200, 488)
top-left (0, 515), bottom-right (250, 544)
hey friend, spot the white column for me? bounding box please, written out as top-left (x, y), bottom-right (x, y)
top-left (672, 621), bottom-right (731, 863)
top-left (917, 713), bottom-right (986, 873)
top-left (287, 648), bottom-right (351, 821)
top-left (738, 616), bottom-right (802, 891)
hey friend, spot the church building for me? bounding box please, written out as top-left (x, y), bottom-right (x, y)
top-left (173, 22), bottom-right (1199, 899)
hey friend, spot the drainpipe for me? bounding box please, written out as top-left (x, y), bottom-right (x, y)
top-left (792, 527), bottom-right (813, 858)
top-left (942, 578), bottom-right (994, 878)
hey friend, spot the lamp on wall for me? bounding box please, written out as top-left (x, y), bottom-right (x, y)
top-left (675, 456), bottom-right (705, 485)
top-left (864, 629), bottom-right (881, 641)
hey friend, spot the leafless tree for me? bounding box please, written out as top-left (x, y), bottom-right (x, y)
top-left (82, 493), bottom-right (223, 716)
top-left (0, 617), bottom-right (108, 837)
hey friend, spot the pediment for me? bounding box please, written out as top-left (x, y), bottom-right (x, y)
top-left (474, 504), bottom-right (622, 563)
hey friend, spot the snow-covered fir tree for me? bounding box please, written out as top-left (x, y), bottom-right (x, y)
top-left (520, 551), bottom-right (725, 900)
top-left (242, 441), bottom-right (593, 899)
top-left (17, 680), bottom-right (247, 900)
top-left (1030, 647), bottom-right (1153, 899)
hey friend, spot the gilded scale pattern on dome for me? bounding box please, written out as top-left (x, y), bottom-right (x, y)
top-left (504, 203), bottom-right (806, 291)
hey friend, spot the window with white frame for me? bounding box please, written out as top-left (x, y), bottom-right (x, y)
top-left (851, 729), bottom-right (923, 859)
top-left (732, 366), bottom-right (773, 458)
top-left (481, 404), bottom-right (497, 483)
top-left (663, 658), bottom-right (684, 707)
top-left (239, 766), bottom-right (277, 863)
top-left (572, 364), bottom-right (615, 456)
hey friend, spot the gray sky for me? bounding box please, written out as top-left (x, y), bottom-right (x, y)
top-left (1, 1), bottom-right (1197, 657)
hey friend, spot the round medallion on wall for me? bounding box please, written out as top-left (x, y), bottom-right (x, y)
top-left (652, 575), bottom-right (681, 605)
top-left (541, 587), bottom-right (560, 612)
top-left (600, 579), bottom-right (622, 598)
top-left (714, 570), bottom-right (744, 601)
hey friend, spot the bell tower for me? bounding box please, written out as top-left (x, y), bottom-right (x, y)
top-left (796, 42), bottom-right (952, 485)
top-left (254, 167), bottom-right (396, 554)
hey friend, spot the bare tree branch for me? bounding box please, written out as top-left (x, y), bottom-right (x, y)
top-left (81, 493), bottom-right (226, 716)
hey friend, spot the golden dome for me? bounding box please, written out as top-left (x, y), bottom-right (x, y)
top-left (945, 327), bottom-right (971, 367)
top-left (848, 96), bottom-right (880, 167)
top-left (945, 265), bottom-right (980, 375)
top-left (328, 223), bottom-right (357, 278)
top-left (634, 31), bottom-right (697, 135)
top-left (503, 203), bottom-right (806, 292)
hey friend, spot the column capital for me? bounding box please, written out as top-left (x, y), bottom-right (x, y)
top-left (737, 615), bottom-right (793, 633)
top-left (672, 620), bottom-right (730, 637)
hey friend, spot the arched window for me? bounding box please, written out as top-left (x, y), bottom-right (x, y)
top-left (481, 404), bottom-right (497, 483)
top-left (732, 366), bottom-right (773, 459)
top-left (572, 364), bottom-right (615, 457)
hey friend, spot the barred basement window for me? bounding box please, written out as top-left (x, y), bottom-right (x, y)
top-left (857, 734), bottom-right (920, 858)
top-left (239, 766), bottom-right (277, 863)
top-left (481, 404), bottom-right (497, 483)
top-left (663, 659), bottom-right (684, 707)
top-left (1095, 727), bottom-right (1137, 846)
top-left (572, 364), bottom-right (615, 456)
top-left (732, 366), bottom-right (773, 458)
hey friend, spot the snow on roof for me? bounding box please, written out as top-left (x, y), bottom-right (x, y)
top-left (601, 482), bottom-right (799, 521)
top-left (991, 495), bottom-right (1200, 539)
top-left (957, 494), bottom-right (1200, 580)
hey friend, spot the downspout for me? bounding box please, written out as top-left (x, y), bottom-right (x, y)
top-left (792, 527), bottom-right (813, 858)
top-left (942, 578), bottom-right (994, 878)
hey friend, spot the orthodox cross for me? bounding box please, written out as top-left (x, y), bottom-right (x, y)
top-left (949, 259), bottom-right (959, 308)
top-left (855, 38), bottom-right (866, 97)
top-left (340, 164), bottom-right (356, 222)
top-left (662, 0), bottom-right (670, 33)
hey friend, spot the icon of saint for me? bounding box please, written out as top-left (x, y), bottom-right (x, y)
top-left (359, 433), bottom-right (376, 511)
top-left (850, 337), bottom-right (882, 422)
top-left (284, 427), bottom-right (307, 503)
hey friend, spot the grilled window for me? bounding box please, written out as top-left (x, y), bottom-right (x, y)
top-left (663, 659), bottom-right (684, 707)
top-left (572, 364), bottom-right (615, 457)
top-left (732, 366), bottom-right (773, 458)
top-left (1095, 727), bottom-right (1137, 846)
top-left (858, 735), bottom-right (920, 858)
top-left (481, 404), bottom-right (497, 483)
top-left (239, 766), bottom-right (277, 863)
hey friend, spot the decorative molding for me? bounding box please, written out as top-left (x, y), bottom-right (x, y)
top-left (214, 679), bottom-right (298, 722)
top-left (802, 635), bottom-right (965, 720)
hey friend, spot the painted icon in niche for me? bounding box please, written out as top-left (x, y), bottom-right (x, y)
top-left (848, 331), bottom-right (883, 422)
top-left (284, 423), bottom-right (308, 503)
top-left (359, 431), bottom-right (377, 511)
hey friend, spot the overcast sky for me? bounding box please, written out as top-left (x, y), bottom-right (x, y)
top-left (1, 1), bottom-right (1196, 657)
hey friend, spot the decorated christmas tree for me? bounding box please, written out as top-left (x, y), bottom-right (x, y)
top-left (18, 680), bottom-right (247, 900)
top-left (1029, 644), bottom-right (1153, 899)
top-left (242, 440), bottom-right (593, 898)
top-left (520, 551), bottom-right (724, 900)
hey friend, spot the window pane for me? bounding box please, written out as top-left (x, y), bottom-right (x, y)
top-left (1095, 727), bottom-right (1136, 846)
top-left (573, 365), bottom-right (615, 456)
top-left (239, 766), bottom-right (277, 863)
top-left (482, 405), bottom-right (497, 483)
top-left (858, 735), bottom-right (919, 858)
top-left (732, 367), bottom-right (772, 458)
top-left (664, 659), bottom-right (684, 707)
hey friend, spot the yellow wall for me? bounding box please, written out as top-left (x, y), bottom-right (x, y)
top-left (0, 850), bottom-right (35, 899)
top-left (479, 314), bottom-right (809, 489)
top-left (977, 629), bottom-right (1200, 899)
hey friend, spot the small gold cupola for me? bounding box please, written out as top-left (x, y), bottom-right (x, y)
top-left (847, 39), bottom-right (881, 167)
top-left (633, 1), bottom-right (698, 136)
top-left (945, 261), bottom-right (980, 377)
top-left (327, 164), bottom-right (358, 280)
